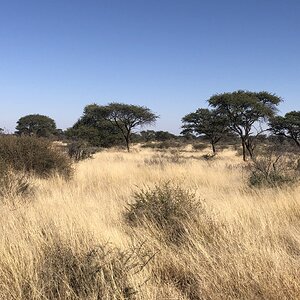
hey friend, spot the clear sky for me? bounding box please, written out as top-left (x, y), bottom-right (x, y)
top-left (1, 0), bottom-right (299, 134)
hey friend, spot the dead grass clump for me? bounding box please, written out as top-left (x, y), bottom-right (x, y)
top-left (144, 151), bottom-right (184, 166)
top-left (26, 238), bottom-right (149, 300)
top-left (156, 260), bottom-right (202, 300)
top-left (0, 162), bottom-right (32, 203)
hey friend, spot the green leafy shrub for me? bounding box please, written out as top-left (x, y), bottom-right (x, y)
top-left (0, 135), bottom-right (72, 178)
top-left (125, 182), bottom-right (201, 244)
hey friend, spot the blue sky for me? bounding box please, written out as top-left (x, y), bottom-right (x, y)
top-left (1, 0), bottom-right (299, 133)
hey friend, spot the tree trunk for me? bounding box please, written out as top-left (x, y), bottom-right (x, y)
top-left (125, 132), bottom-right (131, 152)
top-left (211, 142), bottom-right (216, 155)
top-left (245, 139), bottom-right (254, 160)
top-left (241, 138), bottom-right (246, 161)
top-left (125, 136), bottom-right (130, 152)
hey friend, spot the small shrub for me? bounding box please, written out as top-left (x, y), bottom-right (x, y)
top-left (67, 141), bottom-right (98, 161)
top-left (37, 243), bottom-right (139, 299)
top-left (248, 153), bottom-right (300, 188)
top-left (125, 182), bottom-right (201, 244)
top-left (192, 143), bottom-right (208, 151)
top-left (158, 262), bottom-right (201, 300)
top-left (0, 135), bottom-right (72, 178)
top-left (144, 151), bottom-right (184, 166)
top-left (141, 140), bottom-right (184, 150)
top-left (0, 162), bottom-right (32, 201)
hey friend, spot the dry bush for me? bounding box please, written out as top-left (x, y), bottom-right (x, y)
top-left (125, 182), bottom-right (202, 244)
top-left (249, 152), bottom-right (300, 187)
top-left (67, 141), bottom-right (98, 161)
top-left (4, 228), bottom-right (150, 300)
top-left (0, 135), bottom-right (72, 178)
top-left (36, 242), bottom-right (142, 299)
top-left (144, 151), bottom-right (184, 166)
top-left (0, 162), bottom-right (32, 202)
top-left (192, 143), bottom-right (208, 151)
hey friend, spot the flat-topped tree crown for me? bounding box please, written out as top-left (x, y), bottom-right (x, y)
top-left (270, 111), bottom-right (300, 147)
top-left (105, 102), bottom-right (158, 151)
top-left (181, 108), bottom-right (229, 154)
top-left (15, 114), bottom-right (57, 137)
top-left (208, 90), bottom-right (282, 160)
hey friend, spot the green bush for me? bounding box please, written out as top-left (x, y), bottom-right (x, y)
top-left (125, 183), bottom-right (201, 244)
top-left (0, 135), bottom-right (72, 179)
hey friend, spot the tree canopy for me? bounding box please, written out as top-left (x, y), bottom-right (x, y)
top-left (181, 108), bottom-right (228, 154)
top-left (15, 114), bottom-right (57, 137)
top-left (65, 104), bottom-right (123, 147)
top-left (269, 111), bottom-right (300, 147)
top-left (209, 90), bottom-right (282, 160)
top-left (100, 102), bottom-right (158, 151)
top-left (67, 103), bottom-right (158, 151)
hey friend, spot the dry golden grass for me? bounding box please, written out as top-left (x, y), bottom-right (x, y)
top-left (0, 146), bottom-right (300, 299)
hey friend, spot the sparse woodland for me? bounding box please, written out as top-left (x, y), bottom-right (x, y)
top-left (0, 91), bottom-right (300, 299)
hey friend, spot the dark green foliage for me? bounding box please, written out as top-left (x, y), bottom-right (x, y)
top-left (269, 111), bottom-right (300, 147)
top-left (15, 114), bottom-right (57, 137)
top-left (209, 90), bottom-right (282, 160)
top-left (182, 108), bottom-right (229, 154)
top-left (135, 130), bottom-right (176, 142)
top-left (67, 103), bottom-right (158, 151)
top-left (125, 183), bottom-right (201, 244)
top-left (65, 104), bottom-right (124, 147)
top-left (141, 140), bottom-right (184, 149)
top-left (101, 102), bottom-right (159, 151)
top-left (0, 135), bottom-right (72, 179)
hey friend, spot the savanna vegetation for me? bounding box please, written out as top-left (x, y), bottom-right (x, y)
top-left (0, 90), bottom-right (299, 299)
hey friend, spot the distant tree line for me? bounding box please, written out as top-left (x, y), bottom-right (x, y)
top-left (5, 90), bottom-right (299, 158)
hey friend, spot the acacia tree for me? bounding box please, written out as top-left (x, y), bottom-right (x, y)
top-left (208, 90), bottom-right (282, 161)
top-left (103, 103), bottom-right (158, 151)
top-left (76, 103), bottom-right (158, 151)
top-left (269, 111), bottom-right (300, 147)
top-left (15, 114), bottom-right (57, 137)
top-left (181, 108), bottom-right (228, 154)
top-left (65, 104), bottom-right (123, 147)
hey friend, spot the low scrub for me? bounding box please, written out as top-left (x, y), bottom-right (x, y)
top-left (248, 152), bottom-right (300, 188)
top-left (67, 141), bottom-right (98, 161)
top-left (125, 182), bottom-right (201, 244)
top-left (39, 243), bottom-right (138, 299)
top-left (16, 235), bottom-right (151, 300)
top-left (141, 140), bottom-right (184, 149)
top-left (0, 135), bottom-right (72, 178)
top-left (0, 162), bottom-right (32, 202)
top-left (144, 151), bottom-right (184, 166)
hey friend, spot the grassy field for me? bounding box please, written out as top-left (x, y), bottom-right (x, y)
top-left (1, 146), bottom-right (300, 299)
